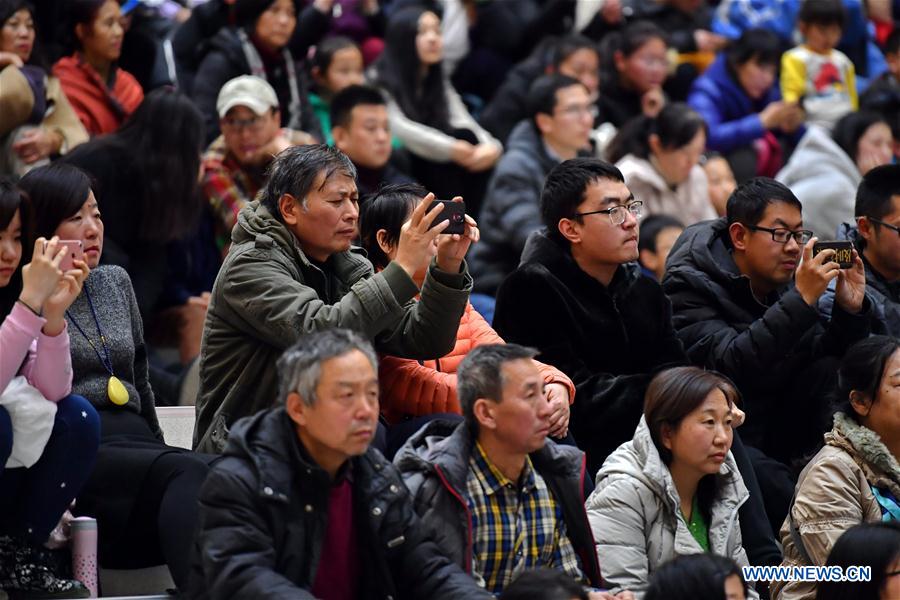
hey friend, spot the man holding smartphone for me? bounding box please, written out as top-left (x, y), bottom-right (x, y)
top-left (193, 144), bottom-right (477, 453)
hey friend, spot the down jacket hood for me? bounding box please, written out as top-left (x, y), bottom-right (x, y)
top-left (829, 412), bottom-right (900, 498)
top-left (595, 417), bottom-right (749, 524)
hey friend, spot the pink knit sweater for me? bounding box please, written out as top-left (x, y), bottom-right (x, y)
top-left (0, 302), bottom-right (72, 401)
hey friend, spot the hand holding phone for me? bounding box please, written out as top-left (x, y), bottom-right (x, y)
top-left (813, 241), bottom-right (853, 269)
top-left (427, 200), bottom-right (466, 235)
top-left (54, 240), bottom-right (84, 272)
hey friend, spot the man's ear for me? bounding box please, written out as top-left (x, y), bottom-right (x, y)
top-left (279, 193), bottom-right (301, 225)
top-left (75, 22), bottom-right (87, 44)
top-left (332, 125), bottom-right (348, 149)
top-left (857, 216), bottom-right (875, 242)
top-left (613, 50), bottom-right (626, 74)
top-left (558, 217), bottom-right (582, 246)
top-left (534, 113), bottom-right (553, 136)
top-left (729, 222), bottom-right (749, 252)
top-left (640, 248), bottom-right (659, 273)
top-left (648, 133), bottom-right (663, 155)
top-left (472, 398), bottom-right (497, 431)
top-left (285, 392), bottom-right (309, 427)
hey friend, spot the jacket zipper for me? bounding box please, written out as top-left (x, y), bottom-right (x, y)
top-left (434, 465), bottom-right (474, 573)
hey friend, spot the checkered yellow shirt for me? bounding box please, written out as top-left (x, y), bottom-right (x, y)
top-left (465, 441), bottom-right (584, 594)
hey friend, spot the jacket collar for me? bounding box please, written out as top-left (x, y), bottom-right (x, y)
top-left (519, 230), bottom-right (642, 299)
top-left (395, 419), bottom-right (586, 493)
top-left (829, 412), bottom-right (900, 496)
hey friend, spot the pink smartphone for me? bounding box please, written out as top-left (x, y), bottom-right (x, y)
top-left (56, 240), bottom-right (84, 271)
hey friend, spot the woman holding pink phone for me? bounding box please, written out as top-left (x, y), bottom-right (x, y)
top-left (19, 163), bottom-right (216, 594)
top-left (0, 176), bottom-right (99, 597)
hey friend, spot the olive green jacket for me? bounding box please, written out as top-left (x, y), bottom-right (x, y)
top-left (194, 202), bottom-right (471, 453)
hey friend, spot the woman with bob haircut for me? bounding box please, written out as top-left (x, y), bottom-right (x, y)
top-left (17, 163), bottom-right (216, 593)
top-left (773, 335), bottom-right (900, 600)
top-left (607, 102), bottom-right (716, 226)
top-left (585, 366), bottom-right (757, 599)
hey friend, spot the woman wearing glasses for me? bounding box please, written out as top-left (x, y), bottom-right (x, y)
top-left (776, 111), bottom-right (894, 239)
top-left (607, 103), bottom-right (716, 227)
top-left (772, 336), bottom-right (900, 600)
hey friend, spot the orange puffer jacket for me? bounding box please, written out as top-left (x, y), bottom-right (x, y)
top-left (379, 302), bottom-right (575, 424)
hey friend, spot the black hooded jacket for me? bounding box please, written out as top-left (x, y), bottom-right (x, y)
top-left (188, 407), bottom-right (492, 600)
top-left (493, 230), bottom-right (686, 474)
top-left (663, 218), bottom-right (873, 456)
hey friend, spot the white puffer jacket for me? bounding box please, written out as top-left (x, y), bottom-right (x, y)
top-left (585, 417), bottom-right (757, 599)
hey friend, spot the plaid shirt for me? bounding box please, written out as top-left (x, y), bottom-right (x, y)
top-left (201, 128), bottom-right (312, 250)
top-left (465, 441), bottom-right (584, 594)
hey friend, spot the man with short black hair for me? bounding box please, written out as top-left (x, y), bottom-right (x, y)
top-left (394, 343), bottom-right (607, 597)
top-left (663, 176), bottom-right (871, 530)
top-left (195, 144), bottom-right (475, 452)
top-left (189, 329), bottom-right (492, 600)
top-left (330, 84), bottom-right (413, 198)
top-left (820, 163), bottom-right (900, 335)
top-left (470, 74), bottom-right (595, 297)
top-left (491, 158), bottom-right (686, 474)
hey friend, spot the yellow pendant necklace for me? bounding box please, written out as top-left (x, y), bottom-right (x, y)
top-left (66, 287), bottom-right (130, 406)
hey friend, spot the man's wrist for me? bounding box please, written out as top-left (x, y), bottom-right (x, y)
top-left (435, 256), bottom-right (462, 274)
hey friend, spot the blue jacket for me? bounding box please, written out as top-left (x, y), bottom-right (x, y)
top-left (687, 54), bottom-right (780, 153)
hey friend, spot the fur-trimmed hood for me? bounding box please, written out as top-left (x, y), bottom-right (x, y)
top-left (828, 411), bottom-right (900, 498)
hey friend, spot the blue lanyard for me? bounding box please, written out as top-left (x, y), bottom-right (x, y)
top-left (66, 286), bottom-right (115, 377)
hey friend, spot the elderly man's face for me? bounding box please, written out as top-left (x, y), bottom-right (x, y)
top-left (281, 170), bottom-right (359, 262)
top-left (288, 349), bottom-right (380, 474)
top-left (220, 105), bottom-right (281, 166)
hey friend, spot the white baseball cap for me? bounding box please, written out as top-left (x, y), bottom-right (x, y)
top-left (216, 75), bottom-right (279, 119)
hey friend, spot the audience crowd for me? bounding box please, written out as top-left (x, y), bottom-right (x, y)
top-left (1, 0), bottom-right (900, 598)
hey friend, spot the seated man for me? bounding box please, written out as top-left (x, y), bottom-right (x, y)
top-left (188, 329), bottom-right (492, 600)
top-left (492, 158), bottom-right (686, 475)
top-left (491, 159), bottom-right (782, 569)
top-left (469, 74), bottom-right (594, 298)
top-left (662, 176), bottom-right (871, 526)
top-left (394, 344), bottom-right (608, 597)
top-left (330, 84), bottom-right (414, 198)
top-left (194, 144), bottom-right (475, 452)
top-left (201, 75), bottom-right (315, 249)
top-left (821, 164), bottom-right (900, 336)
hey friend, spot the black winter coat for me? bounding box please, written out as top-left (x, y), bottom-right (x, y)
top-left (393, 419), bottom-right (602, 587)
top-left (191, 27), bottom-right (323, 144)
top-left (819, 223), bottom-right (900, 337)
top-left (188, 408), bottom-right (492, 600)
top-left (478, 53), bottom-right (546, 144)
top-left (493, 231), bottom-right (686, 474)
top-left (469, 120), bottom-right (567, 296)
top-left (663, 218), bottom-right (873, 459)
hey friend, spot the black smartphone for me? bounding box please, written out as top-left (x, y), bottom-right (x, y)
top-left (427, 200), bottom-right (466, 235)
top-left (813, 241), bottom-right (854, 269)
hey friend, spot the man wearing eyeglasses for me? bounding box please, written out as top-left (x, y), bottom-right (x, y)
top-left (202, 75), bottom-right (316, 251)
top-left (469, 74), bottom-right (595, 301)
top-left (663, 176), bottom-right (872, 533)
top-left (821, 164), bottom-right (900, 336)
top-left (492, 157), bottom-right (687, 476)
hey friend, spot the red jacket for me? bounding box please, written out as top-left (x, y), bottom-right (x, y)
top-left (379, 302), bottom-right (575, 424)
top-left (53, 55), bottom-right (143, 136)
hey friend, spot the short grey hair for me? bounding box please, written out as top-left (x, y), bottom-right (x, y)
top-left (457, 344), bottom-right (539, 429)
top-left (261, 144), bottom-right (357, 216)
top-left (276, 329), bottom-right (378, 406)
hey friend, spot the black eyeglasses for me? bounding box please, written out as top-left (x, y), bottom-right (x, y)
top-left (745, 224), bottom-right (814, 245)
top-left (574, 201), bottom-right (643, 226)
top-left (868, 217), bottom-right (900, 236)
